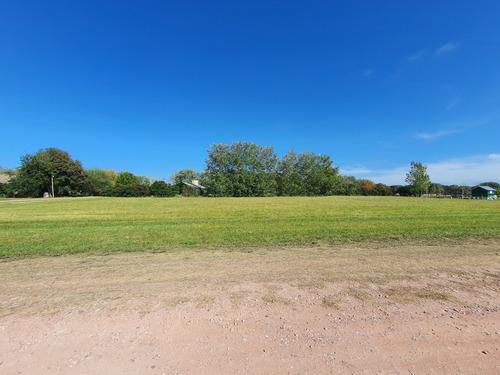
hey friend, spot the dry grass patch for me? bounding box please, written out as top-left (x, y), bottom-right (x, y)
top-left (384, 286), bottom-right (453, 304)
top-left (321, 295), bottom-right (341, 309)
top-left (0, 239), bottom-right (499, 316)
top-left (261, 294), bottom-right (292, 305)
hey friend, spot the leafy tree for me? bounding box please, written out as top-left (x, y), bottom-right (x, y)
top-left (429, 183), bottom-right (444, 195)
top-left (115, 172), bottom-right (140, 186)
top-left (11, 148), bottom-right (87, 197)
top-left (372, 183), bottom-right (392, 196)
top-left (113, 171), bottom-right (150, 196)
top-left (277, 151), bottom-right (305, 196)
top-left (150, 180), bottom-right (177, 197)
top-left (405, 162), bottom-right (430, 196)
top-left (276, 151), bottom-right (342, 196)
top-left (294, 153), bottom-right (341, 195)
top-left (203, 142), bottom-right (278, 196)
top-left (359, 179), bottom-right (375, 195)
top-left (337, 176), bottom-right (361, 195)
top-left (85, 169), bottom-right (116, 196)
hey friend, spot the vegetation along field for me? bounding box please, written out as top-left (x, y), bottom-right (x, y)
top-left (1, 195), bottom-right (500, 257)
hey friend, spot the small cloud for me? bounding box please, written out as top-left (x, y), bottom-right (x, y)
top-left (414, 129), bottom-right (461, 141)
top-left (362, 69), bottom-right (374, 78)
top-left (434, 42), bottom-right (460, 56)
top-left (407, 50), bottom-right (425, 62)
top-left (488, 153), bottom-right (500, 160)
top-left (416, 121), bottom-right (485, 141)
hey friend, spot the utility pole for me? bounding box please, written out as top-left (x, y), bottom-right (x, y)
top-left (51, 174), bottom-right (55, 198)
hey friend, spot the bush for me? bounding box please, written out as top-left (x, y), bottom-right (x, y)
top-left (372, 183), bottom-right (392, 196)
top-left (113, 183), bottom-right (150, 197)
top-left (150, 181), bottom-right (177, 197)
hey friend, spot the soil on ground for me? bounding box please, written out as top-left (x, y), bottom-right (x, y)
top-left (1, 240), bottom-right (499, 374)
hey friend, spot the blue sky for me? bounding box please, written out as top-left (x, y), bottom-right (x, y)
top-left (1, 1), bottom-right (499, 184)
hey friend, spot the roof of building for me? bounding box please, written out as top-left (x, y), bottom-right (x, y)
top-left (182, 181), bottom-right (207, 190)
top-left (474, 185), bottom-right (496, 191)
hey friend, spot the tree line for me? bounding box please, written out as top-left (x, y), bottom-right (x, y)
top-left (0, 144), bottom-right (497, 198)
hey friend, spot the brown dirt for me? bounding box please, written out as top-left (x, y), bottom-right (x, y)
top-left (1, 240), bottom-right (499, 374)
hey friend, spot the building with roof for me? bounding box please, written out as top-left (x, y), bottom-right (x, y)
top-left (181, 179), bottom-right (207, 196)
top-left (471, 185), bottom-right (497, 200)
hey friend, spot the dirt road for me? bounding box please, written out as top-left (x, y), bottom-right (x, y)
top-left (1, 240), bottom-right (499, 374)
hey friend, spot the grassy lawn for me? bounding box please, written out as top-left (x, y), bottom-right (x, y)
top-left (1, 196), bottom-right (500, 257)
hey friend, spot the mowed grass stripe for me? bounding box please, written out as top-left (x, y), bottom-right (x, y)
top-left (1, 196), bottom-right (499, 257)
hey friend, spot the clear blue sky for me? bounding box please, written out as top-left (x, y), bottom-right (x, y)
top-left (1, 1), bottom-right (499, 184)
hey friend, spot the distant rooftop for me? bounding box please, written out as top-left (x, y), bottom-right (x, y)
top-left (476, 185), bottom-right (496, 191)
top-left (182, 180), bottom-right (206, 190)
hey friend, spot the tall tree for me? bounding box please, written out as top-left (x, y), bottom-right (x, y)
top-left (115, 172), bottom-right (140, 186)
top-left (338, 176), bottom-right (361, 196)
top-left (359, 179), bottom-right (376, 195)
top-left (11, 148), bottom-right (87, 197)
top-left (85, 169), bottom-right (116, 196)
top-left (296, 153), bottom-right (341, 195)
top-left (203, 142), bottom-right (278, 196)
top-left (276, 151), bottom-right (303, 196)
top-left (276, 151), bottom-right (342, 196)
top-left (405, 162), bottom-right (430, 196)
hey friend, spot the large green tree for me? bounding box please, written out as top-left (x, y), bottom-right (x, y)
top-left (115, 172), bottom-right (140, 186)
top-left (337, 176), bottom-right (361, 195)
top-left (11, 148), bottom-right (87, 197)
top-left (85, 169), bottom-right (116, 196)
top-left (277, 151), bottom-right (342, 196)
top-left (405, 162), bottom-right (431, 196)
top-left (203, 142), bottom-right (278, 196)
top-left (276, 151), bottom-right (304, 196)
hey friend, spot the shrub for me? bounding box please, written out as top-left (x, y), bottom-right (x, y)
top-left (150, 181), bottom-right (177, 197)
top-left (113, 183), bottom-right (150, 197)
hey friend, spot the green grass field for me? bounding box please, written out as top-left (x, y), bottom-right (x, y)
top-left (1, 196), bottom-right (500, 257)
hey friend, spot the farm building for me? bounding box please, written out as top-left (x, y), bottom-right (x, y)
top-left (471, 185), bottom-right (497, 200)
